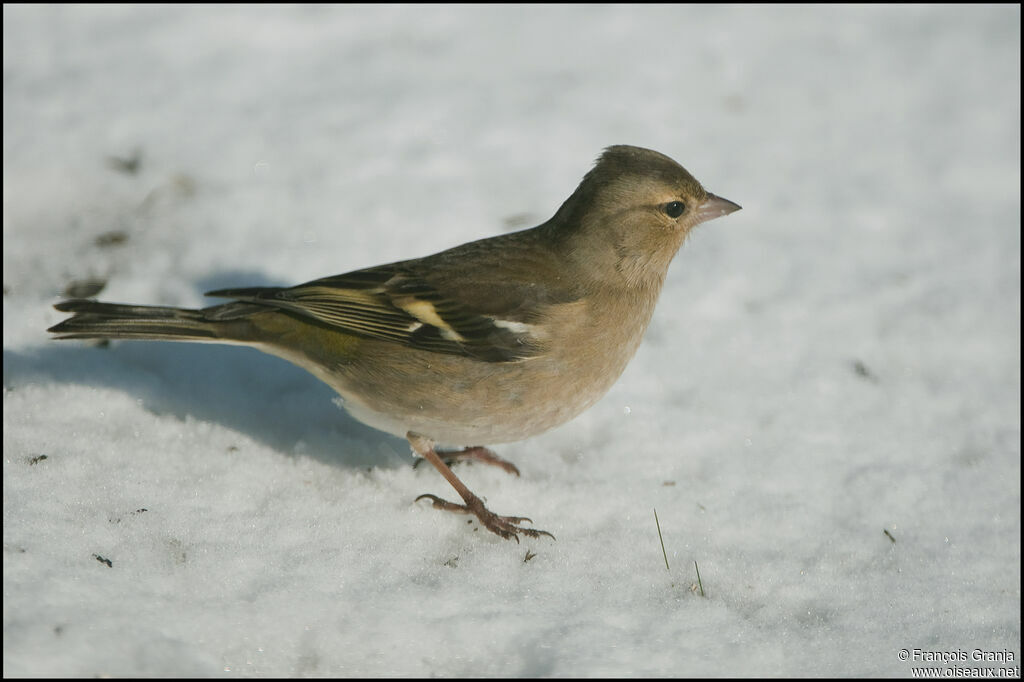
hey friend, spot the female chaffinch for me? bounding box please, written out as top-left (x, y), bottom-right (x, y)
top-left (49, 145), bottom-right (740, 541)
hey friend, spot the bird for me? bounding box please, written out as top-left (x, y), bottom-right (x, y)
top-left (47, 145), bottom-right (741, 541)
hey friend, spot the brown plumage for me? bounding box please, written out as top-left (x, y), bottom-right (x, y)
top-left (48, 145), bottom-right (740, 541)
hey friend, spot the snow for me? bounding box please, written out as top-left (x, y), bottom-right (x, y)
top-left (3, 4), bottom-right (1020, 677)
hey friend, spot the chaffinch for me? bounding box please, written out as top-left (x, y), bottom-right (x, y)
top-left (48, 145), bottom-right (740, 541)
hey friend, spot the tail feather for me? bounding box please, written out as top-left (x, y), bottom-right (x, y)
top-left (48, 299), bottom-right (229, 342)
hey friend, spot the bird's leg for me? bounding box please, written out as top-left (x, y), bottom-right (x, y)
top-left (407, 431), bottom-right (553, 542)
top-left (413, 445), bottom-right (521, 476)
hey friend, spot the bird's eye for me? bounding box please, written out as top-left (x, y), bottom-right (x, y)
top-left (664, 201), bottom-right (686, 218)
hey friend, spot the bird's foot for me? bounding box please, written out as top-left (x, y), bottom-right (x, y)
top-left (413, 445), bottom-right (521, 476)
top-left (416, 493), bottom-right (554, 542)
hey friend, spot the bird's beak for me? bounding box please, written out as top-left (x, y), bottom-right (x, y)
top-left (695, 193), bottom-right (742, 223)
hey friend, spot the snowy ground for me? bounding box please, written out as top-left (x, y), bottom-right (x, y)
top-left (3, 5), bottom-right (1020, 678)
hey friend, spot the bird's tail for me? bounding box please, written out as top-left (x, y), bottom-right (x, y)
top-left (47, 299), bottom-right (256, 343)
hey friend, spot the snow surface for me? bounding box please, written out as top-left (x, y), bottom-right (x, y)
top-left (3, 4), bottom-right (1020, 677)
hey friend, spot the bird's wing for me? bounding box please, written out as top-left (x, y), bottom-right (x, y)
top-left (206, 235), bottom-right (575, 362)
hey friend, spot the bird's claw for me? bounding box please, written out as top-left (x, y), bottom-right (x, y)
top-left (413, 446), bottom-right (521, 476)
top-left (415, 493), bottom-right (555, 542)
